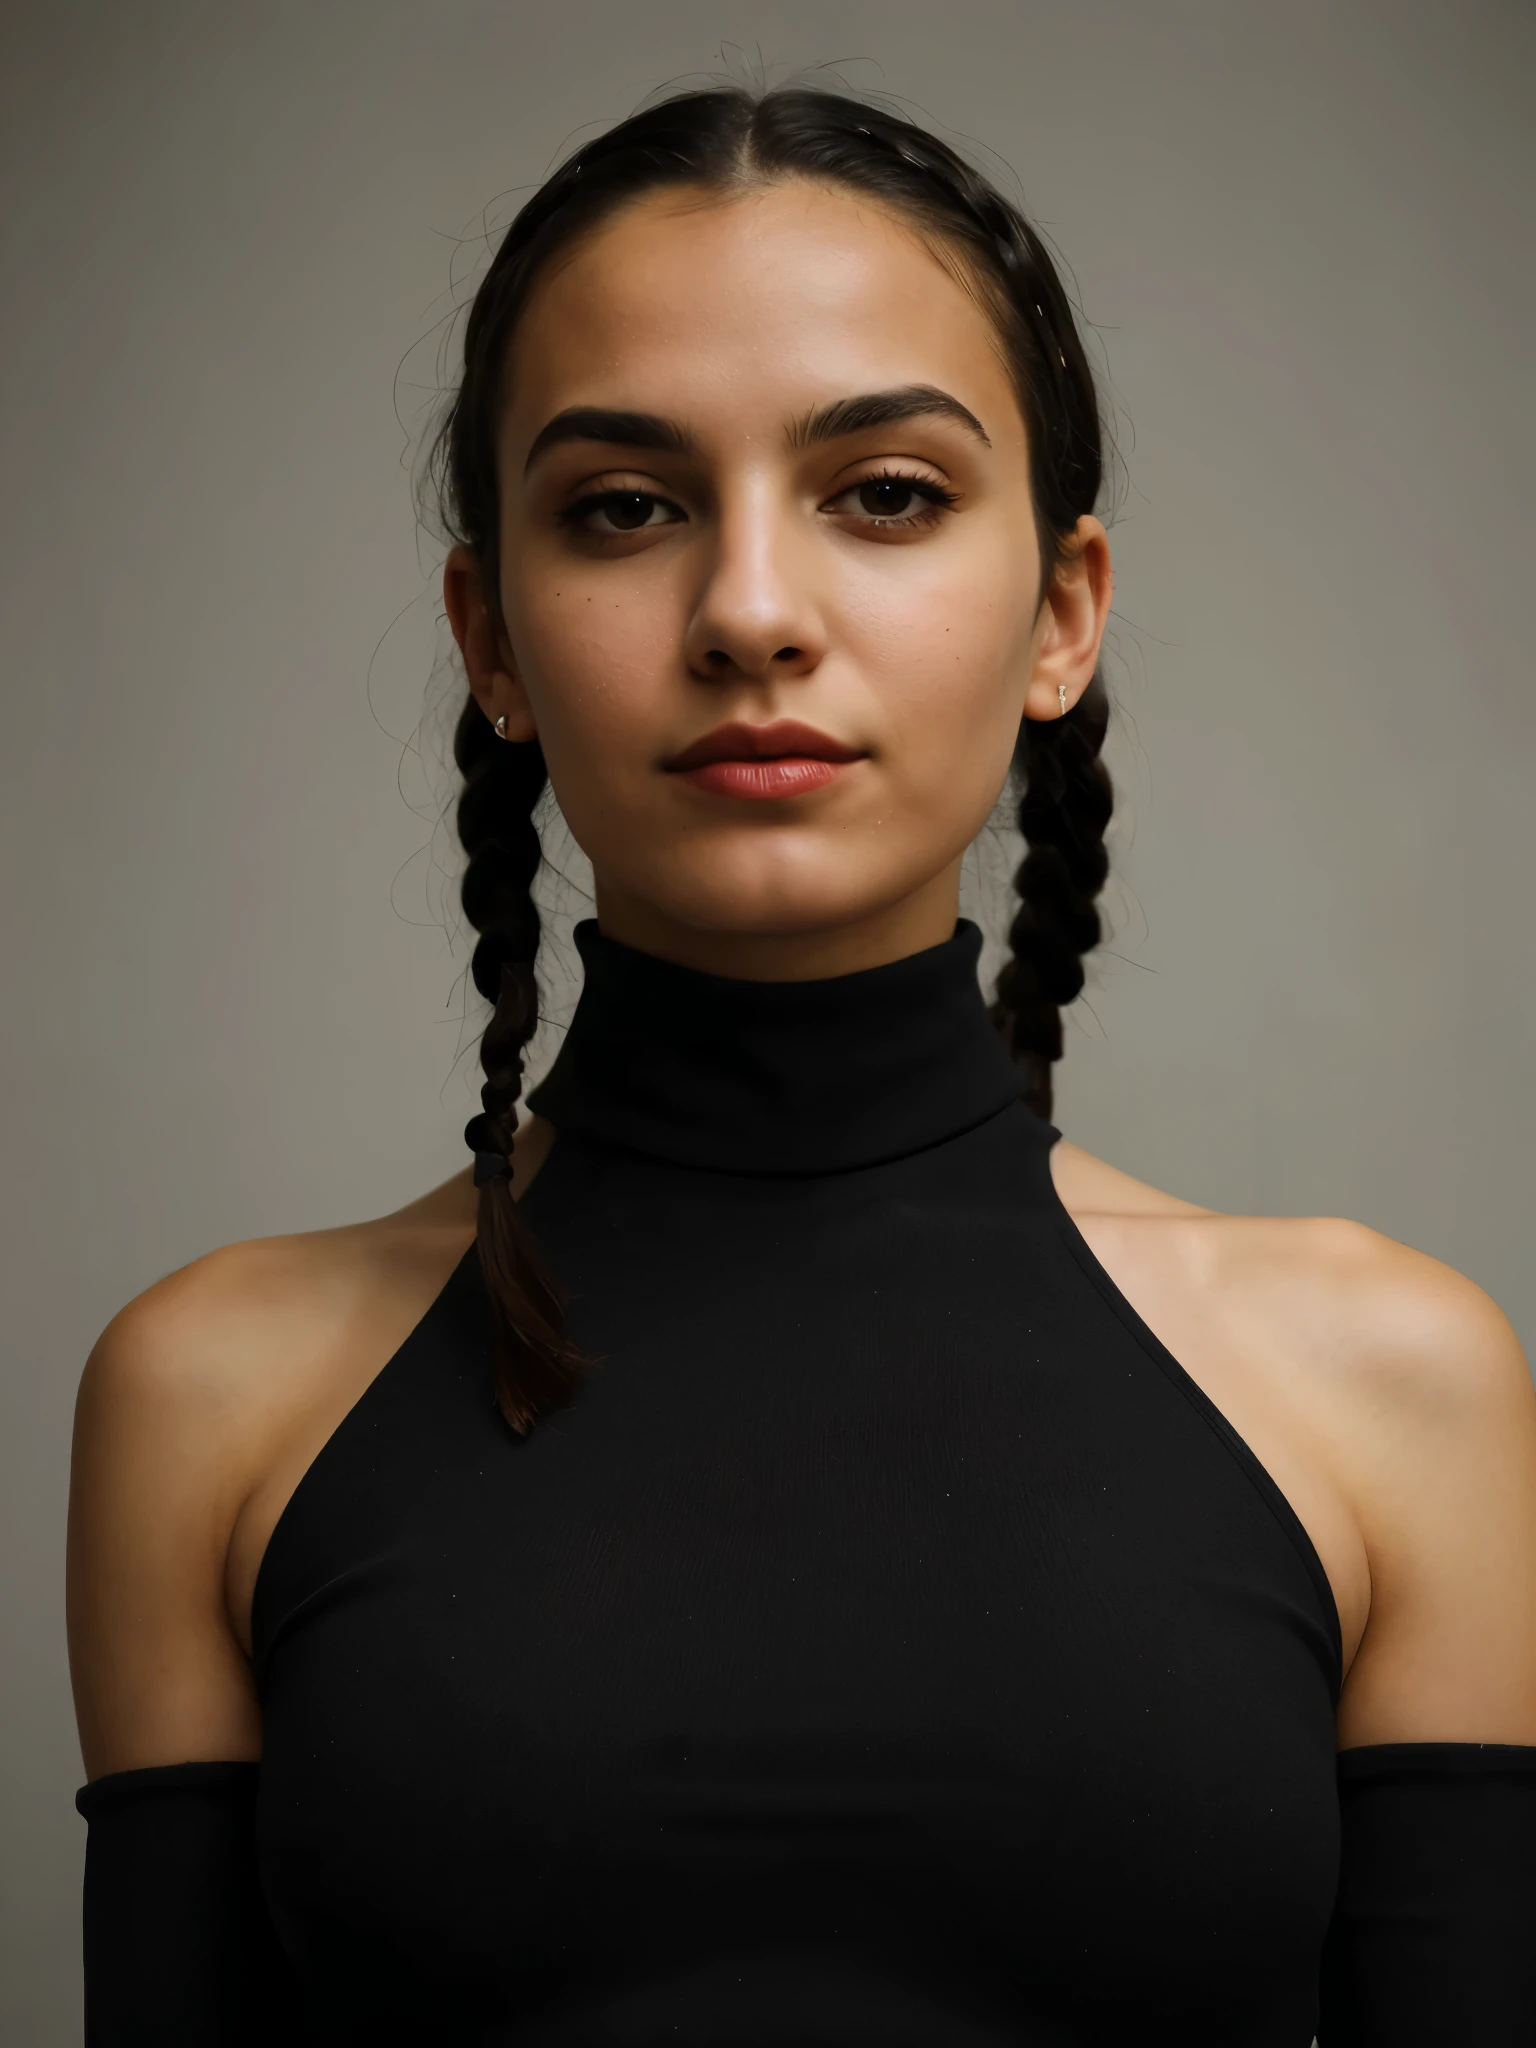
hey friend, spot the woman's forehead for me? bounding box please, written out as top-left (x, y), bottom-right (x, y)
top-left (501, 180), bottom-right (1019, 458)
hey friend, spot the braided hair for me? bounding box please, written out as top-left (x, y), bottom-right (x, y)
top-left (426, 83), bottom-right (1113, 1434)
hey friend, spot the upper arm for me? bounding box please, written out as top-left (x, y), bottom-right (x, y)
top-left (67, 1249), bottom-right (271, 1780)
top-left (1328, 1224), bottom-right (1536, 1747)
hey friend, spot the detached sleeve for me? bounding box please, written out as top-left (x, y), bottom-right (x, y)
top-left (1317, 1741), bottom-right (1536, 2045)
top-left (76, 1760), bottom-right (303, 2046)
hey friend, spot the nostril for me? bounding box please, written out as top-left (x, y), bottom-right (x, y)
top-left (699, 644), bottom-right (805, 674)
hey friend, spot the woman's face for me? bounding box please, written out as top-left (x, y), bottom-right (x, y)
top-left (447, 177), bottom-right (1111, 977)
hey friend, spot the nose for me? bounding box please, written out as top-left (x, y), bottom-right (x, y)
top-left (681, 479), bottom-right (828, 685)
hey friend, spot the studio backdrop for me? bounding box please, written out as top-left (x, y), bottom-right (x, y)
top-left (1, 2), bottom-right (1530, 2039)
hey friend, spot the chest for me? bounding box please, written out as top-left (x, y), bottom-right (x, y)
top-left (251, 1160), bottom-right (1342, 2033)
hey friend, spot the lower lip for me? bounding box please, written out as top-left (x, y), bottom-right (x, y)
top-left (675, 756), bottom-right (858, 799)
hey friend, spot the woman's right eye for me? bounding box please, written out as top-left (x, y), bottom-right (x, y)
top-left (563, 489), bottom-right (685, 535)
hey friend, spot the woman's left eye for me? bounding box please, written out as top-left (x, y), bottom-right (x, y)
top-left (828, 473), bottom-right (959, 527)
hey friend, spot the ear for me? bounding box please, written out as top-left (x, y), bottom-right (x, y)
top-left (1022, 516), bottom-right (1114, 722)
top-left (443, 545), bottom-right (538, 743)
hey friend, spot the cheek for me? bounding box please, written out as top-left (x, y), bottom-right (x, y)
top-left (841, 533), bottom-right (1034, 803)
top-left (500, 565), bottom-right (678, 799)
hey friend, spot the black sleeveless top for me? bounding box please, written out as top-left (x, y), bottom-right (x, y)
top-left (245, 916), bottom-right (1351, 2044)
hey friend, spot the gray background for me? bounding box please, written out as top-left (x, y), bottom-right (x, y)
top-left (2, 1), bottom-right (1530, 2036)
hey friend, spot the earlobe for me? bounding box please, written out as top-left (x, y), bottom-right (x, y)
top-left (488, 688), bottom-right (538, 745)
top-left (444, 545), bottom-right (539, 744)
top-left (1021, 676), bottom-right (1077, 723)
top-left (472, 664), bottom-right (538, 746)
top-left (1021, 517), bottom-right (1112, 722)
top-left (463, 646), bottom-right (538, 749)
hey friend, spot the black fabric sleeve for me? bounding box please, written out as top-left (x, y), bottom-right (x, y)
top-left (76, 1760), bottom-right (304, 2046)
top-left (1316, 1741), bottom-right (1536, 2045)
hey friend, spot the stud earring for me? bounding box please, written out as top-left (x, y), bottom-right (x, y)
top-left (494, 714), bottom-right (508, 740)
top-left (1058, 685), bottom-right (1068, 717)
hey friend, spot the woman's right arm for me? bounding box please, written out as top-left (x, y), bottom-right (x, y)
top-left (67, 1247), bottom-right (303, 2043)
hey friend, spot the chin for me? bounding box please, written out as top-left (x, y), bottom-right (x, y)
top-left (619, 847), bottom-right (906, 940)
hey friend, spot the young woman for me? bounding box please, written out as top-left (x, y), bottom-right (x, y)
top-left (68, 84), bottom-right (1536, 2046)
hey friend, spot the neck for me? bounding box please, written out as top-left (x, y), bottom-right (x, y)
top-left (590, 860), bottom-right (965, 983)
top-left (523, 911), bottom-right (1039, 1177)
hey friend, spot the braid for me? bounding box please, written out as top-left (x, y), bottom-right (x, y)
top-left (989, 669), bottom-right (1114, 1125)
top-left (453, 700), bottom-right (597, 1434)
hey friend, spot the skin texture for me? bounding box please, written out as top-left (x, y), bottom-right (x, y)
top-left (69, 178), bottom-right (1536, 1790)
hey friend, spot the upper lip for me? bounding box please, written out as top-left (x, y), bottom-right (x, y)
top-left (665, 719), bottom-right (865, 772)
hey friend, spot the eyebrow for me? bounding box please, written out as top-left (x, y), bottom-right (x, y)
top-left (787, 384), bottom-right (991, 453)
top-left (522, 382), bottom-right (990, 476)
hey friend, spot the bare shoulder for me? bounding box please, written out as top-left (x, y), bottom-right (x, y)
top-left (1052, 1137), bottom-right (1527, 1410)
top-left (72, 1167), bottom-right (485, 1591)
top-left (1048, 1136), bottom-right (1220, 1218)
top-left (1057, 1138), bottom-right (1536, 1742)
top-left (1287, 1218), bottom-right (1536, 1744)
top-left (1259, 1210), bottom-right (1535, 1522)
top-left (1207, 1206), bottom-right (1532, 1425)
top-left (67, 1164), bottom-right (485, 1778)
top-left (1215, 1212), bottom-right (1535, 1568)
top-left (76, 1207), bottom-right (443, 1463)
top-left (74, 1115), bottom-right (552, 1561)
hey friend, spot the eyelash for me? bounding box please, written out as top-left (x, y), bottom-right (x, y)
top-left (836, 469), bottom-right (961, 528)
top-left (559, 468), bottom-right (961, 536)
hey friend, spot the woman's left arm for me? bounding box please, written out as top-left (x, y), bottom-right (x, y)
top-left (1313, 1226), bottom-right (1536, 2042)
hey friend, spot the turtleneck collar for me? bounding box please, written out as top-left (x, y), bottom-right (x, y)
top-left (523, 916), bottom-right (1041, 1176)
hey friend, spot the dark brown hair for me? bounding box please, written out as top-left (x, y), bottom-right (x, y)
top-left (426, 83), bottom-right (1113, 1435)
